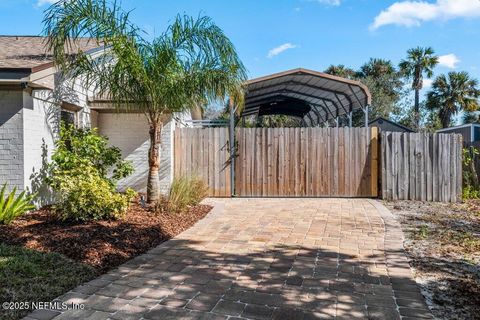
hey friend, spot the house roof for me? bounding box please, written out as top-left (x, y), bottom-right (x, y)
top-left (436, 123), bottom-right (480, 133)
top-left (242, 68), bottom-right (371, 125)
top-left (368, 117), bottom-right (414, 132)
top-left (0, 35), bottom-right (101, 72)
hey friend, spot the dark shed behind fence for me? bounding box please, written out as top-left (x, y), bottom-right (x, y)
top-left (436, 123), bottom-right (480, 147)
top-left (368, 117), bottom-right (414, 133)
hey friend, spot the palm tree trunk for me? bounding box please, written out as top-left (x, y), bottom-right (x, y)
top-left (441, 115), bottom-right (450, 128)
top-left (147, 119), bottom-right (162, 203)
top-left (414, 88), bottom-right (420, 130)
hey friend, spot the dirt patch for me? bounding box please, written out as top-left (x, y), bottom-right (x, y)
top-left (0, 199), bottom-right (212, 273)
top-left (384, 200), bottom-right (480, 320)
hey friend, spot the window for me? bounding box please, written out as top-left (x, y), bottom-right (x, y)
top-left (61, 109), bottom-right (76, 126)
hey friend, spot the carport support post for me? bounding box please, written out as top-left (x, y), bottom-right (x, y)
top-left (348, 111), bottom-right (353, 127)
top-left (229, 97), bottom-right (235, 197)
top-left (364, 105), bottom-right (369, 128)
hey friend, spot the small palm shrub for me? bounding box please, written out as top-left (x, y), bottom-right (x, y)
top-left (162, 176), bottom-right (208, 213)
top-left (0, 184), bottom-right (35, 224)
top-left (47, 125), bottom-right (135, 221)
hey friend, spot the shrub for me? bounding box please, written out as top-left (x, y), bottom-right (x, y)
top-left (47, 125), bottom-right (135, 221)
top-left (49, 124), bottom-right (134, 185)
top-left (0, 184), bottom-right (35, 224)
top-left (52, 167), bottom-right (135, 221)
top-left (463, 147), bottom-right (480, 199)
top-left (463, 185), bottom-right (480, 200)
top-left (164, 176), bottom-right (208, 213)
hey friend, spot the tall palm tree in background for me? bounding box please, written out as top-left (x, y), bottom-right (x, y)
top-left (358, 58), bottom-right (403, 120)
top-left (324, 64), bottom-right (356, 79)
top-left (399, 47), bottom-right (438, 129)
top-left (426, 71), bottom-right (480, 128)
top-left (358, 58), bottom-right (397, 79)
top-left (463, 111), bottom-right (480, 124)
top-left (44, 0), bottom-right (246, 203)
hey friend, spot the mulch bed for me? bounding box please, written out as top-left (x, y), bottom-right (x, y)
top-left (384, 200), bottom-right (480, 320)
top-left (0, 199), bottom-right (212, 273)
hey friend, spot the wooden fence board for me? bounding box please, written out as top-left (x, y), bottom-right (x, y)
top-left (174, 127), bottom-right (231, 197)
top-left (234, 127), bottom-right (378, 197)
top-left (381, 132), bottom-right (462, 202)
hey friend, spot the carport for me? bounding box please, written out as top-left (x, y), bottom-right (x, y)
top-left (240, 68), bottom-right (372, 127)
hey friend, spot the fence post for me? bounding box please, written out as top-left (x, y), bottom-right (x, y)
top-left (229, 97), bottom-right (235, 197)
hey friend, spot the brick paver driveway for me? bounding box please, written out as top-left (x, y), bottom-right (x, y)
top-left (28, 199), bottom-right (432, 320)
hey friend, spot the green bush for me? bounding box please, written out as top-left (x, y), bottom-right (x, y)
top-left (164, 176), bottom-right (208, 213)
top-left (49, 124), bottom-right (134, 185)
top-left (463, 185), bottom-right (480, 200)
top-left (463, 147), bottom-right (480, 200)
top-left (47, 125), bottom-right (135, 221)
top-left (52, 166), bottom-right (135, 221)
top-left (0, 184), bottom-right (35, 224)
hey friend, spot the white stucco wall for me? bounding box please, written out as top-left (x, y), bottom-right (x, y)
top-left (96, 111), bottom-right (191, 195)
top-left (96, 112), bottom-right (173, 194)
top-left (0, 90), bottom-right (24, 193)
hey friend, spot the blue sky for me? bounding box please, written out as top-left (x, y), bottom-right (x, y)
top-left (1, 0), bottom-right (480, 86)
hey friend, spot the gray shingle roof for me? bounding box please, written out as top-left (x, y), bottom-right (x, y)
top-left (0, 36), bottom-right (101, 71)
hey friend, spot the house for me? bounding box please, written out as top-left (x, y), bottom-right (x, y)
top-left (368, 117), bottom-right (414, 133)
top-left (0, 36), bottom-right (189, 201)
top-left (436, 123), bottom-right (479, 147)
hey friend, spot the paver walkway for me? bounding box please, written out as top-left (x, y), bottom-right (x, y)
top-left (27, 199), bottom-right (432, 320)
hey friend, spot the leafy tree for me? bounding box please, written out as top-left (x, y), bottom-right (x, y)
top-left (324, 64), bottom-right (357, 79)
top-left (358, 58), bottom-right (403, 120)
top-left (463, 111), bottom-right (480, 124)
top-left (426, 71), bottom-right (480, 128)
top-left (399, 47), bottom-right (438, 129)
top-left (258, 115), bottom-right (302, 128)
top-left (44, 0), bottom-right (246, 203)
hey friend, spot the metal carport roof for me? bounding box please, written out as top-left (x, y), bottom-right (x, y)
top-left (242, 68), bottom-right (372, 126)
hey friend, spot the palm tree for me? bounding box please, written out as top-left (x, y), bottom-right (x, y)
top-left (358, 58), bottom-right (396, 79)
top-left (44, 0), bottom-right (246, 203)
top-left (324, 65), bottom-right (356, 79)
top-left (426, 71), bottom-right (480, 128)
top-left (399, 47), bottom-right (438, 129)
top-left (463, 111), bottom-right (480, 124)
top-left (358, 58), bottom-right (403, 119)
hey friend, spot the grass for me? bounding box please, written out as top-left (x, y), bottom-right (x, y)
top-left (412, 224), bottom-right (430, 240)
top-left (0, 243), bottom-right (96, 320)
top-left (161, 176), bottom-right (208, 213)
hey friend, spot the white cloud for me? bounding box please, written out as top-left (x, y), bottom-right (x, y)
top-left (315, 0), bottom-right (341, 6)
top-left (371, 0), bottom-right (480, 30)
top-left (438, 53), bottom-right (460, 69)
top-left (422, 78), bottom-right (434, 89)
top-left (36, 0), bottom-right (56, 7)
top-left (267, 43), bottom-right (297, 58)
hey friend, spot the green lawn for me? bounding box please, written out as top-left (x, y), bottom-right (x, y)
top-left (0, 244), bottom-right (96, 320)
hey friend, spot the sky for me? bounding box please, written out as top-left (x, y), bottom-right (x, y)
top-left (1, 0), bottom-right (480, 89)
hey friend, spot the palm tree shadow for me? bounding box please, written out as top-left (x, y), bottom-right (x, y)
top-left (53, 239), bottom-right (433, 319)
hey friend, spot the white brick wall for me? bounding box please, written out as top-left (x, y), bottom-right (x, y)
top-left (23, 90), bottom-right (60, 205)
top-left (0, 90), bottom-right (24, 193)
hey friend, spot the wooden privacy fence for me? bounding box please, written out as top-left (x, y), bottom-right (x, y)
top-left (174, 127), bottom-right (231, 197)
top-left (235, 127), bottom-right (378, 197)
top-left (381, 132), bottom-right (463, 202)
top-left (174, 127), bottom-right (463, 202)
